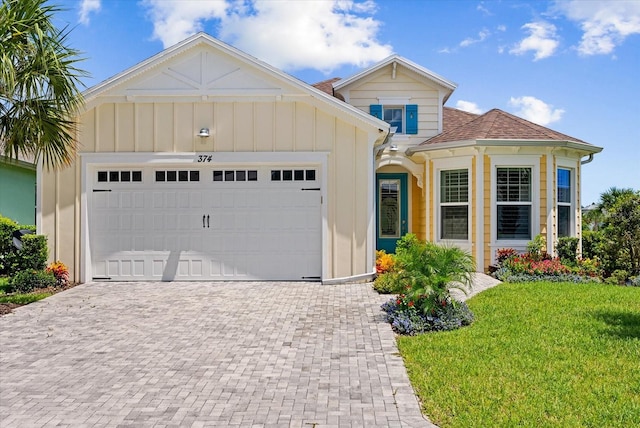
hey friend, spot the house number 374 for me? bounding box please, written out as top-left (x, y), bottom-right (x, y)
top-left (196, 154), bottom-right (213, 163)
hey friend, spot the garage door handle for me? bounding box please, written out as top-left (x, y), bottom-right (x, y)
top-left (207, 215), bottom-right (210, 228)
top-left (202, 215), bottom-right (206, 228)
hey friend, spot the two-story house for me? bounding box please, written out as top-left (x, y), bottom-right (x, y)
top-left (37, 33), bottom-right (602, 283)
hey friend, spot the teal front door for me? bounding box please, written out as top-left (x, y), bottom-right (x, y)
top-left (376, 173), bottom-right (408, 253)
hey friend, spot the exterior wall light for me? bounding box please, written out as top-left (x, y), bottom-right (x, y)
top-left (198, 128), bottom-right (210, 138)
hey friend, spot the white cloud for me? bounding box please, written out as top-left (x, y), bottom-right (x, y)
top-left (477, 2), bottom-right (492, 16)
top-left (456, 100), bottom-right (483, 114)
top-left (142, 0), bottom-right (228, 47)
top-left (555, 0), bottom-right (640, 56)
top-left (460, 29), bottom-right (490, 47)
top-left (510, 21), bottom-right (559, 60)
top-left (497, 24), bottom-right (507, 32)
top-left (142, 0), bottom-right (393, 73)
top-left (79, 0), bottom-right (101, 25)
top-left (509, 96), bottom-right (564, 126)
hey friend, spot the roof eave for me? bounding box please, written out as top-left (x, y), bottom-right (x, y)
top-left (406, 138), bottom-right (603, 156)
top-left (80, 33), bottom-right (389, 134)
top-left (334, 54), bottom-right (457, 92)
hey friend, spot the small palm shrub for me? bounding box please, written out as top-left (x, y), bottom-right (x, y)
top-left (379, 234), bottom-right (476, 334)
top-left (8, 269), bottom-right (56, 294)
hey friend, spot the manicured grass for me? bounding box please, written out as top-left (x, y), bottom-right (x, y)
top-left (0, 276), bottom-right (53, 304)
top-left (0, 276), bottom-right (9, 293)
top-left (398, 281), bottom-right (640, 427)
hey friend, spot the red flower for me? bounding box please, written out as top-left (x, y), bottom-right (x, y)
top-left (408, 301), bottom-right (414, 307)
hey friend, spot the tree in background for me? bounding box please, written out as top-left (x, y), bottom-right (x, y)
top-left (0, 0), bottom-right (87, 170)
top-left (583, 187), bottom-right (640, 282)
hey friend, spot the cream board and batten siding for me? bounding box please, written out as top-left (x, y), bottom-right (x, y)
top-left (40, 98), bottom-right (380, 283)
top-left (336, 68), bottom-right (443, 140)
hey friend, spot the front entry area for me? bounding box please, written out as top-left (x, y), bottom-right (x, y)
top-left (88, 164), bottom-right (322, 281)
top-left (376, 173), bottom-right (408, 253)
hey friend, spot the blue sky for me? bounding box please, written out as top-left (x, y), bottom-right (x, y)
top-left (55, 0), bottom-right (639, 205)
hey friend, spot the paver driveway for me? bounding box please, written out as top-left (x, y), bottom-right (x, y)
top-left (0, 281), bottom-right (433, 427)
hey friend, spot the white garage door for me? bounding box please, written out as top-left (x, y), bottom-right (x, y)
top-left (89, 166), bottom-right (321, 281)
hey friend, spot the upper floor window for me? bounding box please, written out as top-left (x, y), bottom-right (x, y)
top-left (496, 167), bottom-right (532, 240)
top-left (370, 104), bottom-right (418, 134)
top-left (557, 168), bottom-right (573, 237)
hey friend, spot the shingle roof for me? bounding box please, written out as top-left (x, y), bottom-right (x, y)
top-left (425, 108), bottom-right (588, 145)
top-left (443, 107), bottom-right (479, 133)
top-left (311, 77), bottom-right (341, 96)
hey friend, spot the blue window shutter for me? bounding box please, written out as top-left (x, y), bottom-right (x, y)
top-left (370, 104), bottom-right (383, 120)
top-left (406, 105), bottom-right (418, 134)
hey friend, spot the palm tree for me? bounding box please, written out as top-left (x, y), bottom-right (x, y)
top-left (1, 0), bottom-right (87, 170)
top-left (393, 235), bottom-right (476, 314)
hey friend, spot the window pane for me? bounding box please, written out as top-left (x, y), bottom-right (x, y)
top-left (224, 171), bottom-right (234, 181)
top-left (166, 171), bottom-right (177, 182)
top-left (497, 205), bottom-right (531, 239)
top-left (178, 171), bottom-right (188, 181)
top-left (120, 171), bottom-right (131, 182)
top-left (155, 171), bottom-right (165, 182)
top-left (441, 169), bottom-right (468, 203)
top-left (306, 170), bottom-right (316, 181)
top-left (97, 171), bottom-right (108, 182)
top-left (213, 171), bottom-right (223, 181)
top-left (248, 170), bottom-right (258, 181)
top-left (132, 171), bottom-right (142, 182)
top-left (383, 107), bottom-right (403, 133)
top-left (379, 180), bottom-right (400, 238)
top-left (441, 206), bottom-right (468, 240)
top-left (558, 169), bottom-right (571, 203)
top-left (271, 170), bottom-right (281, 181)
top-left (236, 170), bottom-right (246, 181)
top-left (109, 171), bottom-right (119, 182)
top-left (294, 170), bottom-right (304, 181)
top-left (558, 205), bottom-right (571, 237)
top-left (283, 170), bottom-right (293, 181)
top-left (189, 171), bottom-right (199, 182)
top-left (497, 168), bottom-right (531, 202)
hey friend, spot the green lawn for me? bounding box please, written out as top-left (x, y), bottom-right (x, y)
top-left (398, 281), bottom-right (640, 427)
top-left (0, 276), bottom-right (53, 305)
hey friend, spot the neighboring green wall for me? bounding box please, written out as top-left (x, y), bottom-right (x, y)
top-left (0, 160), bottom-right (36, 225)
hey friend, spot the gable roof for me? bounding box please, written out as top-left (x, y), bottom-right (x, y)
top-left (333, 55), bottom-right (457, 102)
top-left (407, 108), bottom-right (602, 155)
top-left (81, 33), bottom-right (388, 133)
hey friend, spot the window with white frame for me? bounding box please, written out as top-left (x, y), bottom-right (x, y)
top-left (496, 167), bottom-right (532, 240)
top-left (384, 106), bottom-right (404, 134)
top-left (557, 168), bottom-right (572, 237)
top-left (440, 169), bottom-right (469, 240)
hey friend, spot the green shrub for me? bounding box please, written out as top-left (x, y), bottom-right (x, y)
top-left (556, 236), bottom-right (579, 264)
top-left (605, 269), bottom-right (630, 285)
top-left (526, 234), bottom-right (547, 261)
top-left (0, 215), bottom-right (49, 276)
top-left (8, 270), bottom-right (56, 294)
top-left (373, 272), bottom-right (398, 294)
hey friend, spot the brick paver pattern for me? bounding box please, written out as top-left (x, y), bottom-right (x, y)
top-left (0, 281), bottom-right (433, 427)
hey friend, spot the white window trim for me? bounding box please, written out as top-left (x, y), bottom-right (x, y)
top-left (433, 157), bottom-right (472, 246)
top-left (490, 155), bottom-right (540, 259)
top-left (556, 158), bottom-right (578, 240)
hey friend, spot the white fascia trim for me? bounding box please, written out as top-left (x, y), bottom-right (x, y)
top-left (406, 140), bottom-right (477, 155)
top-left (322, 271), bottom-right (376, 285)
top-left (479, 139), bottom-right (603, 154)
top-left (334, 55), bottom-right (457, 92)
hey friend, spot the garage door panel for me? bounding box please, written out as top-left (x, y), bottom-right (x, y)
top-left (90, 165), bottom-right (321, 281)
